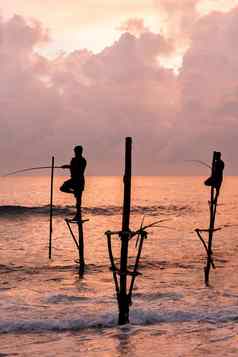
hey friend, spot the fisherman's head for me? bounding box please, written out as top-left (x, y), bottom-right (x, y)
top-left (215, 151), bottom-right (221, 160)
top-left (74, 145), bottom-right (83, 157)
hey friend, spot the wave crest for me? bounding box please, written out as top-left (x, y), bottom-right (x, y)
top-left (0, 308), bottom-right (237, 333)
top-left (0, 204), bottom-right (191, 217)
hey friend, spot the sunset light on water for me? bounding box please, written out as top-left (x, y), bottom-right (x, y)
top-left (1, 1), bottom-right (238, 355)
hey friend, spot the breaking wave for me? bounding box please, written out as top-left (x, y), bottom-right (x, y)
top-left (0, 308), bottom-right (237, 333)
top-left (0, 204), bottom-right (191, 217)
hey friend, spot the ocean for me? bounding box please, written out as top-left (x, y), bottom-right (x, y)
top-left (0, 175), bottom-right (238, 356)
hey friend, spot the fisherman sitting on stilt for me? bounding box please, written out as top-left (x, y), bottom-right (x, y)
top-left (204, 151), bottom-right (224, 197)
top-left (60, 145), bottom-right (87, 219)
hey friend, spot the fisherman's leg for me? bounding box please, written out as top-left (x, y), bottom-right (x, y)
top-left (73, 190), bottom-right (83, 220)
top-left (213, 179), bottom-right (222, 202)
top-left (214, 185), bottom-right (221, 200)
top-left (60, 179), bottom-right (74, 193)
top-left (204, 176), bottom-right (213, 186)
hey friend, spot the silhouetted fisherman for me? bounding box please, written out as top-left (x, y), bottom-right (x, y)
top-left (60, 146), bottom-right (87, 208)
top-left (204, 152), bottom-right (224, 195)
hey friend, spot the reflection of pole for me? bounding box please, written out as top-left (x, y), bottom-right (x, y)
top-left (76, 193), bottom-right (85, 277)
top-left (118, 137), bottom-right (132, 325)
top-left (49, 156), bottom-right (54, 259)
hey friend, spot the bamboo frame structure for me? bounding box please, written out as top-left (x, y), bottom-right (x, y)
top-left (105, 138), bottom-right (161, 325)
top-left (65, 194), bottom-right (89, 277)
top-left (195, 151), bottom-right (223, 286)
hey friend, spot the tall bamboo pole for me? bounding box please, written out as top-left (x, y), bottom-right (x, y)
top-left (118, 137), bottom-right (132, 325)
top-left (49, 156), bottom-right (54, 259)
top-left (205, 151), bottom-right (216, 285)
top-left (76, 193), bottom-right (85, 276)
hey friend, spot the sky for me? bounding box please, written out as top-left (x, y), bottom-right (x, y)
top-left (1, 0), bottom-right (238, 175)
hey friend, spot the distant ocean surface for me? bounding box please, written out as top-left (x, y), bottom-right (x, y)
top-left (0, 176), bottom-right (238, 356)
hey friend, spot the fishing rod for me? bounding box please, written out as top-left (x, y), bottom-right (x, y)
top-left (2, 165), bottom-right (65, 177)
top-left (184, 159), bottom-right (211, 169)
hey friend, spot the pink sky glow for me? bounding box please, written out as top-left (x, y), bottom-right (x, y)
top-left (1, 1), bottom-right (238, 175)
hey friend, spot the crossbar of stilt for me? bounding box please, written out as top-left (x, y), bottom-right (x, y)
top-left (196, 228), bottom-right (221, 232)
top-left (105, 225), bottom-right (149, 311)
top-left (66, 218), bottom-right (89, 224)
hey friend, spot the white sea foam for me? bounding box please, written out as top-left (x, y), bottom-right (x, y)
top-left (0, 308), bottom-right (237, 333)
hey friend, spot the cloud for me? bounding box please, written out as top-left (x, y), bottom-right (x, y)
top-left (117, 18), bottom-right (150, 37)
top-left (0, 15), bottom-right (177, 174)
top-left (161, 6), bottom-right (238, 173)
top-left (0, 15), bottom-right (62, 170)
top-left (1, 6), bottom-right (238, 176)
top-left (49, 31), bottom-right (177, 174)
top-left (153, 0), bottom-right (200, 43)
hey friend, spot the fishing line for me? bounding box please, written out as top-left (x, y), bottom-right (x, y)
top-left (184, 159), bottom-right (211, 169)
top-left (2, 166), bottom-right (64, 177)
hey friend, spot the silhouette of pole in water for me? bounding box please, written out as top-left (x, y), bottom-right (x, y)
top-left (76, 193), bottom-right (85, 276)
top-left (195, 151), bottom-right (224, 286)
top-left (105, 137), bottom-right (160, 325)
top-left (65, 193), bottom-right (89, 277)
top-left (48, 156), bottom-right (55, 259)
top-left (118, 136), bottom-right (132, 324)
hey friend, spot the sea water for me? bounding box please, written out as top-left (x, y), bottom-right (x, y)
top-left (0, 176), bottom-right (238, 356)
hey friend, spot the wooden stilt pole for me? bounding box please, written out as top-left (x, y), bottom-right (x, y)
top-left (195, 151), bottom-right (225, 285)
top-left (64, 191), bottom-right (88, 276)
top-left (76, 193), bottom-right (85, 277)
top-left (105, 137), bottom-right (158, 325)
top-left (49, 156), bottom-right (54, 259)
top-left (118, 137), bottom-right (132, 325)
top-left (205, 152), bottom-right (217, 285)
